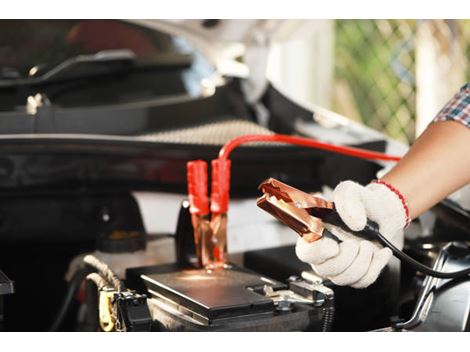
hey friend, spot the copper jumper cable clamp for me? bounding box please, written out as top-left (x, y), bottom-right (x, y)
top-left (186, 160), bottom-right (211, 267)
top-left (256, 178), bottom-right (344, 243)
top-left (186, 159), bottom-right (231, 269)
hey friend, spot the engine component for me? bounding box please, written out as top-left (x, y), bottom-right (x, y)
top-left (243, 244), bottom-right (398, 331)
top-left (395, 242), bottom-right (470, 332)
top-left (0, 270), bottom-right (14, 330)
top-left (98, 288), bottom-right (118, 332)
top-left (49, 269), bottom-right (86, 332)
top-left (114, 291), bottom-right (152, 332)
top-left (84, 255), bottom-right (125, 292)
top-left (92, 230), bottom-right (159, 279)
top-left (289, 272), bottom-right (335, 332)
top-left (84, 255), bottom-right (152, 332)
top-left (92, 285), bottom-right (152, 332)
top-left (146, 119), bottom-right (273, 145)
top-left (174, 201), bottom-right (199, 267)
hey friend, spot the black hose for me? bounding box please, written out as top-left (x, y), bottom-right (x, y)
top-left (323, 211), bottom-right (470, 279)
top-left (363, 222), bottom-right (470, 279)
top-left (49, 268), bottom-right (86, 332)
top-left (84, 277), bottom-right (100, 332)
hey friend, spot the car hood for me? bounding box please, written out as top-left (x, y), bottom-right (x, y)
top-left (128, 19), bottom-right (304, 75)
top-left (127, 20), bottom-right (409, 153)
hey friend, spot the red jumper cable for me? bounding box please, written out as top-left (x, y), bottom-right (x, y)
top-left (188, 133), bottom-right (402, 269)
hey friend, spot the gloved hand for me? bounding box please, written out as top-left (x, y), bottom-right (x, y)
top-left (296, 180), bottom-right (408, 288)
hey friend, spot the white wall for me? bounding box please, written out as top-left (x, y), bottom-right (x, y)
top-left (267, 20), bottom-right (335, 109)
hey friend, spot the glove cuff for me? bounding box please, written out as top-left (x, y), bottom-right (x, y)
top-left (366, 181), bottom-right (408, 232)
top-left (370, 180), bottom-right (410, 226)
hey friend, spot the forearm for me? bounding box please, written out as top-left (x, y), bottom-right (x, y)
top-left (381, 120), bottom-right (470, 219)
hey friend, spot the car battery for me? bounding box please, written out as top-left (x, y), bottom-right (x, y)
top-left (126, 263), bottom-right (333, 332)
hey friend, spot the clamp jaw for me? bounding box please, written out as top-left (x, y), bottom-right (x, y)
top-left (257, 178), bottom-right (379, 244)
top-left (257, 178), bottom-right (336, 243)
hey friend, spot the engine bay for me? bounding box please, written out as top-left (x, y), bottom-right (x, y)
top-left (0, 63), bottom-right (468, 332)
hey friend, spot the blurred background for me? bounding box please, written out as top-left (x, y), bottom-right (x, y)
top-left (268, 19), bottom-right (470, 144)
top-left (1, 19), bottom-right (468, 146)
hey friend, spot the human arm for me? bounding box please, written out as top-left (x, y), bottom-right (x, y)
top-left (382, 121), bottom-right (470, 220)
top-left (296, 83), bottom-right (470, 288)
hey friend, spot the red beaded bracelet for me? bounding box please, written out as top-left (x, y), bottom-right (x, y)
top-left (371, 179), bottom-right (411, 227)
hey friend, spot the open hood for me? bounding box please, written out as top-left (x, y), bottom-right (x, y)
top-left (128, 20), bottom-right (307, 73)
top-left (128, 19), bottom-right (317, 102)
top-left (127, 20), bottom-right (405, 149)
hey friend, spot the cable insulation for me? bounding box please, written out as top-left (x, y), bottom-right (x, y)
top-left (218, 134), bottom-right (402, 162)
top-left (83, 255), bottom-right (125, 292)
top-left (364, 222), bottom-right (470, 279)
top-left (49, 269), bottom-right (86, 332)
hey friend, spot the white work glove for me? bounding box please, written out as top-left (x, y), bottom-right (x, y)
top-left (296, 181), bottom-right (408, 288)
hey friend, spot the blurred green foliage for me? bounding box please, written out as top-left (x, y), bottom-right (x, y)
top-left (334, 20), bottom-right (417, 144)
top-left (333, 19), bottom-right (470, 144)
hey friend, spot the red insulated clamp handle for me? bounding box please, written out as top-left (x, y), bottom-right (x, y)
top-left (187, 160), bottom-right (209, 215)
top-left (210, 159), bottom-right (231, 214)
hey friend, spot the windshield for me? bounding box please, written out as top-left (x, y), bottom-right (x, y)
top-left (0, 20), bottom-right (214, 110)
